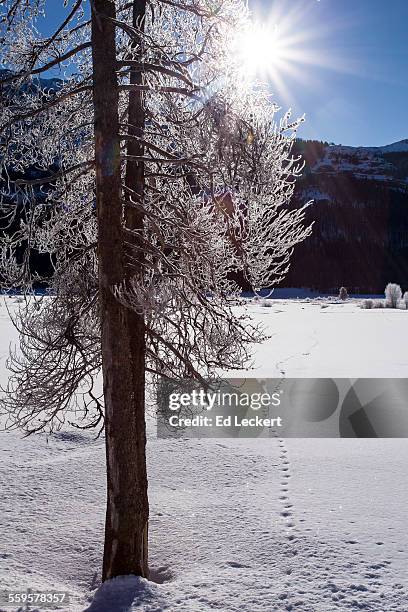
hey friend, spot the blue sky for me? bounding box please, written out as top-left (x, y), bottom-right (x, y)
top-left (251, 0), bottom-right (408, 146)
top-left (38, 0), bottom-right (407, 147)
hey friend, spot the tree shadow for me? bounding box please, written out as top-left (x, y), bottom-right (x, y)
top-left (84, 568), bottom-right (173, 612)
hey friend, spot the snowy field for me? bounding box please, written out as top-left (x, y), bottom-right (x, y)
top-left (236, 298), bottom-right (408, 378)
top-left (0, 298), bottom-right (407, 611)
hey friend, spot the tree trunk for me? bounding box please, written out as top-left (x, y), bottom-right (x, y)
top-left (124, 4), bottom-right (147, 260)
top-left (91, 0), bottom-right (149, 581)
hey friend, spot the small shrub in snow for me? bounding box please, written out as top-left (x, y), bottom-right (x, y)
top-left (362, 299), bottom-right (374, 309)
top-left (403, 292), bottom-right (408, 309)
top-left (338, 287), bottom-right (348, 301)
top-left (385, 283), bottom-right (402, 308)
top-left (373, 300), bottom-right (385, 309)
top-left (258, 297), bottom-right (273, 307)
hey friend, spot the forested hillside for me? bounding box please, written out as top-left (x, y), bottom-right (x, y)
top-left (286, 139), bottom-right (408, 293)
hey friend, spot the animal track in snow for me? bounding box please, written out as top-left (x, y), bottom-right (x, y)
top-left (276, 439), bottom-right (297, 542)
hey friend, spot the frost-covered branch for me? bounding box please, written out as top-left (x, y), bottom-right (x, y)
top-left (0, 0), bottom-right (312, 434)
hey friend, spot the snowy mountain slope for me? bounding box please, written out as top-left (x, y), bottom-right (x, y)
top-left (0, 68), bottom-right (63, 95)
top-left (286, 140), bottom-right (408, 294)
top-left (379, 139), bottom-right (408, 154)
top-left (0, 300), bottom-right (407, 612)
top-left (298, 139), bottom-right (408, 183)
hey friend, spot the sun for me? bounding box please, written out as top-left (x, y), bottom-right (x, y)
top-left (229, 2), bottom-right (357, 109)
top-left (230, 17), bottom-right (304, 104)
top-left (237, 24), bottom-right (286, 78)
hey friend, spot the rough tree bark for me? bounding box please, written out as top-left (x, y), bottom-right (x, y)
top-left (122, 0), bottom-right (149, 578)
top-left (91, 0), bottom-right (149, 581)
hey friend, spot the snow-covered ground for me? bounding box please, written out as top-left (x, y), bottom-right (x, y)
top-left (0, 298), bottom-right (407, 611)
top-left (235, 299), bottom-right (408, 378)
